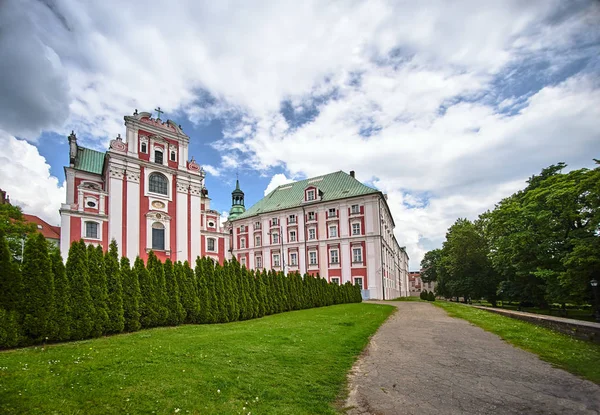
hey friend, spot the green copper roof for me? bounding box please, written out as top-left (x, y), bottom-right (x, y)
top-left (74, 147), bottom-right (106, 175)
top-left (233, 171), bottom-right (379, 221)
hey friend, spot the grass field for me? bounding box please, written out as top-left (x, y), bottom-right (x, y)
top-left (434, 301), bottom-right (600, 384)
top-left (470, 300), bottom-right (595, 322)
top-left (0, 303), bottom-right (394, 415)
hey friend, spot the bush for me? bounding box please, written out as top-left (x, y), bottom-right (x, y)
top-left (420, 290), bottom-right (427, 300)
top-left (0, 308), bottom-right (21, 348)
top-left (427, 291), bottom-right (436, 301)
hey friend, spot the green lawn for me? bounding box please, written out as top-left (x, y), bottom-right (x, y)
top-left (434, 301), bottom-right (600, 384)
top-left (0, 303), bottom-right (394, 415)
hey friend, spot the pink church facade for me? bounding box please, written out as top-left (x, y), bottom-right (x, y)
top-left (59, 110), bottom-right (229, 265)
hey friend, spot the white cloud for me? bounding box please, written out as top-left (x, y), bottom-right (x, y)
top-left (219, 211), bottom-right (229, 227)
top-left (264, 174), bottom-right (295, 196)
top-left (202, 164), bottom-right (221, 177)
top-left (1, 0), bottom-right (598, 270)
top-left (0, 131), bottom-right (65, 225)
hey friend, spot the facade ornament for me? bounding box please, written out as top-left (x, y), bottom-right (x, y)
top-left (188, 157), bottom-right (201, 172)
top-left (125, 170), bottom-right (140, 183)
top-left (109, 167), bottom-right (125, 179)
top-left (109, 134), bottom-right (127, 152)
top-left (190, 185), bottom-right (202, 196)
top-left (134, 109), bottom-right (138, 115)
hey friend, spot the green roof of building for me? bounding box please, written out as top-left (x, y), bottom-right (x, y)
top-left (233, 171), bottom-right (380, 220)
top-left (74, 147), bottom-right (106, 175)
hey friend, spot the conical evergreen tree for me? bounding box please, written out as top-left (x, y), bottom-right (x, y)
top-left (104, 240), bottom-right (124, 334)
top-left (254, 270), bottom-right (266, 318)
top-left (121, 256), bottom-right (141, 332)
top-left (195, 257), bottom-right (210, 324)
top-left (0, 308), bottom-right (21, 348)
top-left (237, 262), bottom-right (250, 320)
top-left (66, 240), bottom-right (94, 339)
top-left (21, 233), bottom-right (54, 342)
top-left (213, 263), bottom-right (228, 323)
top-left (87, 245), bottom-right (109, 337)
top-left (164, 259), bottom-right (185, 326)
top-left (0, 229), bottom-right (21, 312)
top-left (222, 260), bottom-right (238, 322)
top-left (48, 247), bottom-right (70, 341)
top-left (147, 252), bottom-right (168, 326)
top-left (204, 258), bottom-right (220, 323)
top-left (136, 256), bottom-right (158, 328)
top-left (181, 260), bottom-right (201, 323)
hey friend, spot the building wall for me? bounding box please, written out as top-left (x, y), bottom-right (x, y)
top-left (229, 193), bottom-right (409, 300)
top-left (59, 112), bottom-right (228, 264)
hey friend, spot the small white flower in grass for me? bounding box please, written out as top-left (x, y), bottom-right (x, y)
top-left (243, 407), bottom-right (246, 410)
top-left (174, 409), bottom-right (181, 413)
top-left (217, 389), bottom-right (220, 393)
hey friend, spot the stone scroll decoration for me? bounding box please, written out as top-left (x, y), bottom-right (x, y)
top-left (109, 134), bottom-right (127, 152)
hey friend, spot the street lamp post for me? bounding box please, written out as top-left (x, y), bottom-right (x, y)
top-left (591, 279), bottom-right (600, 322)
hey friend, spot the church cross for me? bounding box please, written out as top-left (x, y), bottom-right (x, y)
top-left (154, 107), bottom-right (164, 120)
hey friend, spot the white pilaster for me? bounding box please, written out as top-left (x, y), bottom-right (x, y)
top-left (126, 168), bottom-right (141, 263)
top-left (59, 209), bottom-right (71, 262)
top-left (190, 188), bottom-right (201, 264)
top-left (176, 179), bottom-right (189, 263)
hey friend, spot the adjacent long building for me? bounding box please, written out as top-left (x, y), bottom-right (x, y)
top-left (227, 171), bottom-right (409, 300)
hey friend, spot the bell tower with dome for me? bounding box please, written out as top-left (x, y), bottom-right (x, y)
top-left (228, 178), bottom-right (245, 220)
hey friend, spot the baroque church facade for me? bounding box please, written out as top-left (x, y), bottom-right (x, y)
top-left (59, 110), bottom-right (229, 265)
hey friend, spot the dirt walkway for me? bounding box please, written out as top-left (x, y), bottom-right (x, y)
top-left (344, 301), bottom-right (600, 415)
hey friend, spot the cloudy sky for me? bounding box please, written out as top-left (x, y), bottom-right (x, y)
top-left (1, 0), bottom-right (599, 269)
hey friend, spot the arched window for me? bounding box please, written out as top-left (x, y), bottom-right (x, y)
top-left (85, 221), bottom-right (99, 239)
top-left (149, 172), bottom-right (168, 195)
top-left (207, 238), bottom-right (215, 252)
top-left (154, 150), bottom-right (163, 164)
top-left (152, 222), bottom-right (165, 250)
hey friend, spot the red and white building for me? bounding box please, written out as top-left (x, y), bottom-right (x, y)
top-left (59, 110), bottom-right (229, 264)
top-left (227, 171), bottom-right (409, 300)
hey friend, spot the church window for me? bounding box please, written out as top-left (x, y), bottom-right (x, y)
top-left (149, 172), bottom-right (168, 195)
top-left (87, 201), bottom-right (96, 208)
top-left (152, 222), bottom-right (165, 250)
top-left (85, 221), bottom-right (98, 239)
top-left (154, 150), bottom-right (163, 164)
top-left (141, 142), bottom-right (147, 153)
top-left (207, 238), bottom-right (215, 252)
top-left (170, 150), bottom-right (176, 162)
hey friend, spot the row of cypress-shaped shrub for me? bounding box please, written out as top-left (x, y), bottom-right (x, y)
top-left (0, 231), bottom-right (362, 348)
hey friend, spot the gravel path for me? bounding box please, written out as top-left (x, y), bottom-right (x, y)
top-left (344, 301), bottom-right (600, 415)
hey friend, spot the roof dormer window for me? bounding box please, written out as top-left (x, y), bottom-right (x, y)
top-left (307, 189), bottom-right (315, 201)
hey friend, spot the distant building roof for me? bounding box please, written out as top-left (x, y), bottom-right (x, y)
top-left (233, 170), bottom-right (380, 220)
top-left (22, 214), bottom-right (61, 240)
top-left (74, 147), bottom-right (106, 175)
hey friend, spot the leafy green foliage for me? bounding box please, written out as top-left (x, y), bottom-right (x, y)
top-left (164, 259), bottom-right (185, 326)
top-left (0, 228), bottom-right (21, 312)
top-left (48, 247), bottom-right (70, 341)
top-left (422, 162), bottom-right (599, 310)
top-left (21, 233), bottom-right (54, 341)
top-left (0, 203), bottom-right (36, 260)
top-left (104, 240), bottom-right (125, 334)
top-left (66, 241), bottom-right (94, 340)
top-left (87, 245), bottom-right (109, 337)
top-left (121, 257), bottom-right (141, 332)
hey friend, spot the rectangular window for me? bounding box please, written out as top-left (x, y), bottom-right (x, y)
top-left (330, 249), bottom-right (339, 264)
top-left (273, 254), bottom-right (280, 267)
top-left (353, 247), bottom-right (362, 263)
top-left (272, 233), bottom-right (279, 244)
top-left (141, 142), bottom-right (147, 153)
top-left (255, 256), bottom-right (262, 268)
top-left (152, 228), bottom-right (165, 250)
top-left (328, 208), bottom-right (336, 218)
top-left (154, 150), bottom-right (163, 164)
top-left (329, 226), bottom-right (337, 238)
top-left (85, 221), bottom-right (98, 239)
top-left (207, 238), bottom-right (215, 252)
top-left (309, 251), bottom-right (317, 265)
top-left (240, 225), bottom-right (245, 232)
top-left (290, 252), bottom-right (298, 266)
top-left (289, 230), bottom-right (296, 242)
top-left (271, 218), bottom-right (278, 226)
top-left (307, 211), bottom-right (315, 221)
top-left (352, 223), bottom-right (361, 235)
top-left (351, 204), bottom-right (360, 214)
top-left (240, 238), bottom-right (246, 248)
top-left (255, 235), bottom-right (261, 246)
top-left (354, 277), bottom-right (363, 290)
top-left (254, 221), bottom-right (261, 229)
top-left (307, 190), bottom-right (315, 201)
top-left (170, 151), bottom-right (176, 161)
top-left (331, 277), bottom-right (340, 285)
top-left (240, 257), bottom-right (246, 267)
top-left (289, 214), bottom-right (296, 223)
top-left (308, 228), bottom-right (316, 240)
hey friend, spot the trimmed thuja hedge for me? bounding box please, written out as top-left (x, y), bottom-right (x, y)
top-left (0, 234), bottom-right (362, 348)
